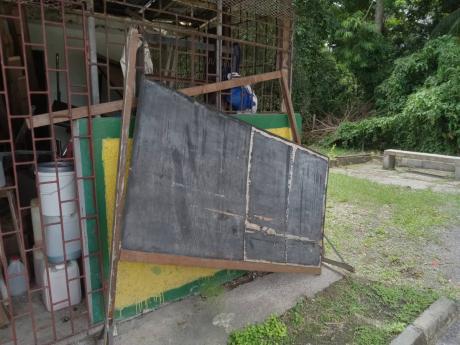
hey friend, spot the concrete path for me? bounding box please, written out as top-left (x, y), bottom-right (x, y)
top-left (112, 267), bottom-right (342, 345)
top-left (437, 318), bottom-right (460, 345)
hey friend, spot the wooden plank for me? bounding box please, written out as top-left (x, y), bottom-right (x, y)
top-left (278, 18), bottom-right (291, 113)
top-left (120, 250), bottom-right (322, 274)
top-left (104, 28), bottom-right (139, 345)
top-left (180, 70), bottom-right (282, 97)
top-left (279, 69), bottom-right (301, 144)
top-left (27, 70), bottom-right (283, 129)
top-left (26, 100), bottom-right (126, 129)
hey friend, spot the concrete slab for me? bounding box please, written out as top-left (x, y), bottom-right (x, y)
top-left (112, 267), bottom-right (342, 345)
top-left (413, 298), bottom-right (458, 342)
top-left (437, 318), bottom-right (460, 345)
top-left (390, 325), bottom-right (425, 345)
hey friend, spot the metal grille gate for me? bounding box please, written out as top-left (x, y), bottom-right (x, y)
top-left (0, 1), bottom-right (292, 344)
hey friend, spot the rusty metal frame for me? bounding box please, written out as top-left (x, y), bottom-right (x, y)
top-left (0, 0), bottom-right (293, 344)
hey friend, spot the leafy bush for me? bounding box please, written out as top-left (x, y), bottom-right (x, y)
top-left (333, 11), bottom-right (395, 98)
top-left (327, 36), bottom-right (460, 154)
top-left (292, 0), bottom-right (361, 122)
top-left (228, 315), bottom-right (287, 345)
top-left (376, 35), bottom-right (460, 115)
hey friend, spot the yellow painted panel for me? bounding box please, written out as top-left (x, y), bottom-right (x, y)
top-left (266, 127), bottom-right (292, 140)
top-left (102, 139), bottom-right (218, 309)
top-left (102, 126), bottom-right (292, 309)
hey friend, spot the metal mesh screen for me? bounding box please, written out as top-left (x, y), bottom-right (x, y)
top-left (211, 0), bottom-right (293, 19)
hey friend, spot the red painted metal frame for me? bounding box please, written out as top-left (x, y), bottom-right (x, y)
top-left (0, 1), bottom-right (292, 344)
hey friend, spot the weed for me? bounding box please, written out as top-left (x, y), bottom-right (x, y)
top-left (353, 325), bottom-right (387, 345)
top-left (309, 144), bottom-right (366, 158)
top-left (228, 315), bottom-right (287, 345)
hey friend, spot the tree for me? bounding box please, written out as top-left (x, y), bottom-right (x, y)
top-left (433, 8), bottom-right (460, 36)
top-left (375, 0), bottom-right (384, 33)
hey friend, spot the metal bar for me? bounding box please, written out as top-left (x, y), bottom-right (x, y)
top-left (87, 0), bottom-right (100, 105)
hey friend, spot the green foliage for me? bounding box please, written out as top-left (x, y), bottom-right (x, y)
top-left (376, 35), bottom-right (460, 114)
top-left (328, 36), bottom-right (460, 154)
top-left (228, 316), bottom-right (287, 345)
top-left (275, 278), bottom-right (439, 345)
top-left (292, 0), bottom-right (360, 121)
top-left (384, 0), bottom-right (445, 55)
top-left (353, 326), bottom-right (387, 345)
top-left (433, 7), bottom-right (460, 36)
top-left (370, 283), bottom-right (439, 323)
top-left (333, 11), bottom-right (395, 97)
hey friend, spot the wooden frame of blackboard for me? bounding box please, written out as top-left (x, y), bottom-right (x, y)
top-left (120, 249), bottom-right (322, 274)
top-left (115, 73), bottom-right (322, 274)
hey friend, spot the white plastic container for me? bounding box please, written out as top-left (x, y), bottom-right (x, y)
top-left (31, 198), bottom-right (43, 244)
top-left (37, 162), bottom-right (76, 216)
top-left (7, 257), bottom-right (27, 296)
top-left (33, 245), bottom-right (45, 288)
top-left (44, 214), bottom-right (81, 264)
top-left (42, 260), bottom-right (81, 312)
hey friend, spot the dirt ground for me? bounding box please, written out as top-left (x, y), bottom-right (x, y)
top-left (329, 161), bottom-right (460, 297)
top-left (229, 160), bottom-right (460, 345)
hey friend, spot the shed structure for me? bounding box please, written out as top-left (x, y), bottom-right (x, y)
top-left (0, 0), bottom-right (298, 344)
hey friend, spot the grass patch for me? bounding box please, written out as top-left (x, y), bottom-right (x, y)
top-left (327, 172), bottom-right (460, 237)
top-left (227, 172), bottom-right (456, 345)
top-left (228, 279), bottom-right (438, 345)
top-left (324, 173), bottom-right (460, 293)
top-left (228, 315), bottom-right (287, 345)
top-left (308, 144), bottom-right (368, 158)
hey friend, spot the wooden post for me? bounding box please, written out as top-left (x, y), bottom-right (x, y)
top-left (103, 28), bottom-right (139, 345)
top-left (279, 69), bottom-right (301, 144)
top-left (278, 18), bottom-right (291, 113)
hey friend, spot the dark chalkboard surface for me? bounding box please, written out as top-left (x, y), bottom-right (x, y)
top-left (121, 80), bottom-right (328, 272)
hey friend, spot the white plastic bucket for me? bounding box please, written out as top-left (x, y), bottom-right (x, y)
top-left (44, 214), bottom-right (81, 264)
top-left (31, 198), bottom-right (43, 244)
top-left (42, 260), bottom-right (81, 312)
top-left (37, 162), bottom-right (76, 216)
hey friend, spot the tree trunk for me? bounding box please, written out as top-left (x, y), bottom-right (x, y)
top-left (375, 0), bottom-right (384, 33)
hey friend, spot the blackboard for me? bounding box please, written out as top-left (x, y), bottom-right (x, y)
top-left (120, 80), bottom-right (328, 273)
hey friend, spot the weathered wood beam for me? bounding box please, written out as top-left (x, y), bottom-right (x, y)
top-left (279, 69), bottom-right (301, 144)
top-left (27, 70), bottom-right (283, 128)
top-left (120, 249), bottom-right (322, 274)
top-left (104, 27), bottom-right (139, 345)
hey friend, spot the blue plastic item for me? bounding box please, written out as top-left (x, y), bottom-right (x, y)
top-left (226, 87), bottom-right (254, 111)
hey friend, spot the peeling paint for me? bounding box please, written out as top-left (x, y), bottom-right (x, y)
top-left (205, 208), bottom-right (243, 218)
